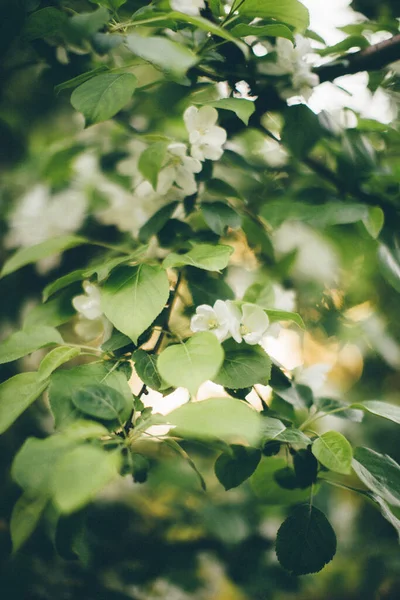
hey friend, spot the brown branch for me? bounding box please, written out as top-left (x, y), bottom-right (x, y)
top-left (316, 34), bottom-right (400, 83)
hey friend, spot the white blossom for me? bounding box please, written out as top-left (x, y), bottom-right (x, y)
top-left (72, 281), bottom-right (112, 343)
top-left (184, 105), bottom-right (227, 161)
top-left (72, 281), bottom-right (103, 320)
top-left (236, 303), bottom-right (270, 345)
top-left (260, 35), bottom-right (319, 100)
top-left (190, 299), bottom-right (240, 342)
top-left (170, 0), bottom-right (205, 17)
top-left (190, 300), bottom-right (270, 346)
top-left (157, 143), bottom-right (202, 196)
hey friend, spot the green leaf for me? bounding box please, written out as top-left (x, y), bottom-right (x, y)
top-left (51, 445), bottom-right (121, 514)
top-left (55, 67), bottom-right (109, 94)
top-left (265, 309), bottom-right (305, 329)
top-left (158, 332), bottom-right (224, 395)
top-left (163, 244), bottom-right (233, 272)
top-left (187, 271), bottom-right (234, 306)
top-left (369, 493), bottom-right (400, 542)
top-left (71, 383), bottom-right (130, 422)
top-left (317, 397), bottom-right (363, 422)
top-left (0, 326), bottom-right (63, 365)
top-left (276, 505), bottom-right (337, 575)
top-left (133, 350), bottom-right (163, 391)
top-left (71, 73), bottom-right (137, 126)
top-left (101, 331), bottom-right (133, 353)
top-left (312, 431), bottom-right (353, 474)
top-left (138, 142), bottom-right (169, 190)
top-left (363, 206), bottom-right (384, 238)
top-left (166, 397), bottom-right (262, 444)
top-left (101, 265), bottom-right (170, 344)
top-left (214, 341), bottom-right (271, 389)
top-left (139, 202), bottom-right (179, 243)
top-left (275, 428), bottom-right (312, 446)
top-left (0, 235), bottom-right (86, 278)
top-left (38, 346), bottom-right (81, 381)
top-left (353, 447), bottom-right (400, 507)
top-left (0, 373), bottom-right (49, 434)
top-left (12, 436), bottom-right (76, 495)
top-left (43, 270), bottom-right (87, 302)
top-left (167, 12), bottom-right (248, 57)
top-left (351, 400), bottom-right (400, 425)
top-left (215, 445), bottom-right (261, 490)
top-left (378, 244), bottom-right (400, 294)
top-left (24, 288), bottom-right (78, 330)
top-left (204, 98), bottom-right (255, 126)
top-left (10, 494), bottom-right (48, 553)
top-left (23, 7), bottom-right (68, 41)
top-left (89, 0), bottom-right (127, 10)
top-left (66, 6), bottom-right (109, 44)
top-left (201, 202), bottom-right (242, 236)
top-left (318, 34), bottom-right (369, 56)
top-left (49, 362), bottom-right (133, 428)
top-left (239, 0), bottom-right (310, 32)
top-left (125, 33), bottom-right (198, 78)
top-left (252, 458), bottom-right (316, 505)
top-left (60, 420), bottom-right (109, 441)
top-left (282, 104), bottom-right (324, 158)
top-left (230, 23), bottom-right (294, 42)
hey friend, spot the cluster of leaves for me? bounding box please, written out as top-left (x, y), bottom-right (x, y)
top-left (0, 0), bottom-right (400, 589)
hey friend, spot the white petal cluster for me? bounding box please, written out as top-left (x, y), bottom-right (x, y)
top-left (72, 280), bottom-right (112, 343)
top-left (157, 143), bottom-right (202, 196)
top-left (184, 106), bottom-right (227, 161)
top-left (190, 300), bottom-right (270, 345)
top-left (72, 281), bottom-right (103, 320)
top-left (170, 0), bottom-right (205, 17)
top-left (260, 35), bottom-right (319, 100)
top-left (294, 363), bottom-right (332, 394)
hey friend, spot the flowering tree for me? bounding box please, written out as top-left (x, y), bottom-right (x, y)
top-left (0, 0), bottom-right (400, 596)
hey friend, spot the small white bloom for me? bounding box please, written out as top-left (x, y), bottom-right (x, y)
top-left (170, 0), bottom-right (205, 17)
top-left (237, 303), bottom-right (270, 345)
top-left (157, 143), bottom-right (202, 196)
top-left (184, 105), bottom-right (227, 161)
top-left (190, 299), bottom-right (241, 342)
top-left (72, 281), bottom-right (103, 320)
top-left (260, 34), bottom-right (319, 100)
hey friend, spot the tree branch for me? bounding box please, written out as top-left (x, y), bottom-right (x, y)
top-left (316, 34), bottom-right (400, 83)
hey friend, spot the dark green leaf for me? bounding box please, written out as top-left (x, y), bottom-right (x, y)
top-left (215, 445), bottom-right (261, 490)
top-left (139, 202), bottom-right (179, 243)
top-left (201, 202), bottom-right (242, 236)
top-left (276, 505), bottom-right (336, 575)
top-left (10, 494), bottom-right (48, 553)
top-left (282, 104), bottom-right (324, 158)
top-left (252, 458), bottom-right (316, 504)
top-left (23, 7), bottom-right (68, 41)
top-left (133, 350), bottom-right (163, 391)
